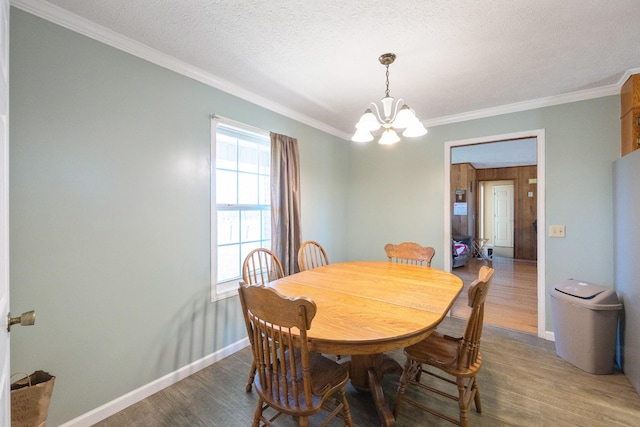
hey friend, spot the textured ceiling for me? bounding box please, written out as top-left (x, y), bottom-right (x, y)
top-left (452, 138), bottom-right (537, 169)
top-left (14, 0), bottom-right (640, 140)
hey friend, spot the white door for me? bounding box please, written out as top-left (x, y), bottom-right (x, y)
top-left (493, 185), bottom-right (514, 247)
top-left (0, 0), bottom-right (10, 422)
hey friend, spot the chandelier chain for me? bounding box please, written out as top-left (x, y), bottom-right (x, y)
top-left (385, 64), bottom-right (391, 98)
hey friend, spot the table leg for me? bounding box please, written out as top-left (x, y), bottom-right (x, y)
top-left (350, 354), bottom-right (400, 427)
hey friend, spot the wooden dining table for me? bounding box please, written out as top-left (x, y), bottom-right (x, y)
top-left (267, 261), bottom-right (463, 427)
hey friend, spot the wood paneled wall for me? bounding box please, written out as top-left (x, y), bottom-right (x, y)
top-left (476, 166), bottom-right (537, 260)
top-left (451, 164), bottom-right (537, 260)
top-left (451, 163), bottom-right (476, 238)
top-left (621, 74), bottom-right (640, 156)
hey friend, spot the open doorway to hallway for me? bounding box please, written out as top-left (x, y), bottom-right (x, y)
top-left (451, 257), bottom-right (538, 334)
top-left (444, 130), bottom-right (546, 338)
top-left (479, 180), bottom-right (515, 258)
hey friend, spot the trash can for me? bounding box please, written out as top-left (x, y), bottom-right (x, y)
top-left (550, 279), bottom-right (623, 374)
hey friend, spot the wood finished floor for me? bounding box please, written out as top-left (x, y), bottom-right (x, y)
top-left (451, 256), bottom-right (538, 335)
top-left (93, 316), bottom-right (640, 426)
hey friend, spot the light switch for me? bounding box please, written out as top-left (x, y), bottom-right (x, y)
top-left (528, 191), bottom-right (533, 198)
top-left (549, 225), bottom-right (566, 238)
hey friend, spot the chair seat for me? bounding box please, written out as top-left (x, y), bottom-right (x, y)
top-left (295, 350), bottom-right (350, 396)
top-left (405, 331), bottom-right (459, 365)
top-left (405, 332), bottom-right (482, 378)
top-left (309, 352), bottom-right (350, 395)
top-left (255, 350), bottom-right (349, 415)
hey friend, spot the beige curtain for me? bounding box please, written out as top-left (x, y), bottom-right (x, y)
top-left (270, 132), bottom-right (302, 275)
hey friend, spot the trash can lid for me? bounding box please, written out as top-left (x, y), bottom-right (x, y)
top-left (552, 279), bottom-right (622, 310)
top-left (554, 279), bottom-right (606, 299)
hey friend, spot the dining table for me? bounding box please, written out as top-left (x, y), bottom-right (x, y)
top-left (267, 261), bottom-right (463, 427)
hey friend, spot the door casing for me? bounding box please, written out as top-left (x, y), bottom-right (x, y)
top-left (444, 129), bottom-right (546, 338)
top-left (1, 0), bottom-right (11, 420)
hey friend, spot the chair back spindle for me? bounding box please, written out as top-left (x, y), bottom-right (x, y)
top-left (298, 240), bottom-right (329, 272)
top-left (385, 242), bottom-right (435, 266)
top-left (242, 248), bottom-right (285, 285)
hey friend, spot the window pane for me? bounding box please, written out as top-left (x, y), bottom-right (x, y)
top-left (217, 244), bottom-right (240, 282)
top-left (241, 241), bottom-right (262, 266)
top-left (238, 172), bottom-right (258, 205)
top-left (216, 135), bottom-right (237, 170)
top-left (259, 145), bottom-right (270, 174)
top-left (262, 210), bottom-right (271, 241)
top-left (259, 175), bottom-right (270, 205)
top-left (241, 210), bottom-right (261, 242)
top-left (216, 170), bottom-right (237, 204)
top-left (238, 140), bottom-right (259, 173)
top-left (217, 210), bottom-right (239, 245)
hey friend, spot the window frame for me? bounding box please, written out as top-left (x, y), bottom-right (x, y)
top-left (210, 115), bottom-right (271, 301)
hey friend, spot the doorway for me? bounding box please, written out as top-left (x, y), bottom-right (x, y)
top-left (481, 180), bottom-right (514, 258)
top-left (444, 130), bottom-right (546, 338)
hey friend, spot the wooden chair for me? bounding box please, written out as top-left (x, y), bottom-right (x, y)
top-left (393, 266), bottom-right (495, 427)
top-left (385, 242), bottom-right (435, 266)
top-left (242, 248), bottom-right (285, 285)
top-left (241, 248), bottom-right (285, 392)
top-left (238, 283), bottom-right (354, 427)
top-left (298, 240), bottom-right (329, 272)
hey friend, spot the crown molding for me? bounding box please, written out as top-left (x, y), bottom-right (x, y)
top-left (618, 67), bottom-right (640, 86)
top-left (11, 0), bottom-right (633, 140)
top-left (422, 84), bottom-right (620, 128)
top-left (10, 0), bottom-right (351, 141)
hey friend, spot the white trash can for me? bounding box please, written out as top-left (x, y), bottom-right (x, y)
top-left (550, 279), bottom-right (622, 374)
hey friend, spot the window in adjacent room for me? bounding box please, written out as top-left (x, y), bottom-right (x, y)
top-left (211, 116), bottom-right (271, 300)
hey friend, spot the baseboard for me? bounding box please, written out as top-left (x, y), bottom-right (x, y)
top-left (59, 337), bottom-right (250, 427)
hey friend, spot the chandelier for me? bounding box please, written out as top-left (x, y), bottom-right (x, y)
top-left (351, 53), bottom-right (428, 144)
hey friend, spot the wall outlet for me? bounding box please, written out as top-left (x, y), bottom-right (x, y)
top-left (549, 225), bottom-right (566, 238)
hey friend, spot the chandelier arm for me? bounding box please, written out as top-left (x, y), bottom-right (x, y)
top-left (389, 98), bottom-right (405, 124)
top-left (368, 102), bottom-right (385, 125)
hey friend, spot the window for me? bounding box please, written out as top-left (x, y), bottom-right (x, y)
top-left (211, 117), bottom-right (271, 300)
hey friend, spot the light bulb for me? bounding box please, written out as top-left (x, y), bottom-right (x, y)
top-left (379, 128), bottom-right (400, 145)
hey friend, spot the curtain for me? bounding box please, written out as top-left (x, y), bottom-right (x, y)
top-left (270, 132), bottom-right (302, 275)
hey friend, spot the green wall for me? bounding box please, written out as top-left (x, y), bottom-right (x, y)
top-left (9, 9), bottom-right (349, 425)
top-left (347, 96), bottom-right (620, 330)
